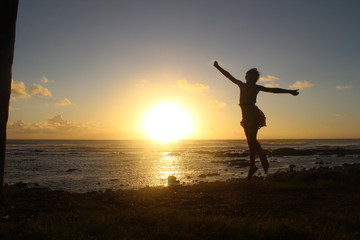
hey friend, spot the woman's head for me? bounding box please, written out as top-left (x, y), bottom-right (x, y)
top-left (245, 68), bottom-right (260, 84)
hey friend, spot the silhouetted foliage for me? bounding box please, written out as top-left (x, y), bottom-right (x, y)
top-left (0, 0), bottom-right (19, 203)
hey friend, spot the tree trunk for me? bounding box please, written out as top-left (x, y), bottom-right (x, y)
top-left (0, 0), bottom-right (19, 204)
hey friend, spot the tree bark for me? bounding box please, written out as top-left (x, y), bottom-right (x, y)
top-left (0, 0), bottom-right (19, 203)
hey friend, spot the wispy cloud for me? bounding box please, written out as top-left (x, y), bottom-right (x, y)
top-left (208, 100), bottom-right (227, 108)
top-left (47, 114), bottom-right (68, 125)
top-left (136, 79), bottom-right (148, 87)
top-left (289, 80), bottom-right (314, 89)
top-left (177, 80), bottom-right (209, 90)
top-left (7, 115), bottom-right (107, 139)
top-left (259, 75), bottom-right (279, 82)
top-left (39, 76), bottom-right (50, 83)
top-left (11, 80), bottom-right (52, 99)
top-left (11, 80), bottom-right (30, 98)
top-left (264, 82), bottom-right (280, 87)
top-left (55, 98), bottom-right (73, 106)
top-left (259, 75), bottom-right (280, 88)
top-left (9, 106), bottom-right (19, 111)
top-left (28, 84), bottom-right (52, 97)
top-left (336, 85), bottom-right (352, 90)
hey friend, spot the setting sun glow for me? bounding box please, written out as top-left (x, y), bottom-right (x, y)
top-left (143, 102), bottom-right (193, 142)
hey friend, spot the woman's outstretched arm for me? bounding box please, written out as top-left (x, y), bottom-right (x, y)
top-left (259, 85), bottom-right (299, 96)
top-left (213, 61), bottom-right (242, 85)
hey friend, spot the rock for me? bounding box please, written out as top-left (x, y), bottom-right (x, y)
top-left (198, 173), bottom-right (220, 178)
top-left (31, 149), bottom-right (44, 153)
top-left (14, 182), bottom-right (27, 188)
top-left (214, 152), bottom-right (249, 158)
top-left (167, 176), bottom-right (180, 186)
top-left (232, 160), bottom-right (250, 168)
top-left (212, 159), bottom-right (249, 168)
top-left (271, 148), bottom-right (316, 156)
top-left (289, 164), bottom-right (296, 171)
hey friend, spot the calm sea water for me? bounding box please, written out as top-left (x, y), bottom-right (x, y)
top-left (5, 139), bottom-right (360, 192)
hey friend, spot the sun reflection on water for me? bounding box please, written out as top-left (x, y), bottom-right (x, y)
top-left (156, 152), bottom-right (182, 186)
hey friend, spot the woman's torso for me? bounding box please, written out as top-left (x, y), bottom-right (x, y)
top-left (239, 83), bottom-right (259, 106)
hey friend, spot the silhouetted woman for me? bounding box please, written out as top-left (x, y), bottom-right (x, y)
top-left (214, 61), bottom-right (299, 179)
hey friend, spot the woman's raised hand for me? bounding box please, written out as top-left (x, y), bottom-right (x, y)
top-left (291, 89), bottom-right (299, 96)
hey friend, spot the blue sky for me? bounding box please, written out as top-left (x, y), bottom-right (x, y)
top-left (8, 0), bottom-right (360, 139)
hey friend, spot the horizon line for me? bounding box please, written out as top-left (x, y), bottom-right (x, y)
top-left (6, 138), bottom-right (360, 141)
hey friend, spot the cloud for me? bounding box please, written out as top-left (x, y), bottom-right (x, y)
top-left (28, 84), bottom-right (52, 97)
top-left (55, 98), bottom-right (73, 106)
top-left (177, 80), bottom-right (209, 90)
top-left (336, 85), bottom-right (352, 90)
top-left (136, 79), bottom-right (148, 87)
top-left (39, 76), bottom-right (50, 83)
top-left (259, 75), bottom-right (280, 88)
top-left (264, 82), bottom-right (280, 87)
top-left (11, 80), bottom-right (52, 99)
top-left (7, 115), bottom-right (108, 139)
top-left (9, 106), bottom-right (19, 111)
top-left (47, 114), bottom-right (68, 125)
top-left (289, 80), bottom-right (314, 89)
top-left (139, 79), bottom-right (147, 84)
top-left (259, 75), bottom-right (279, 82)
top-left (11, 80), bottom-right (30, 98)
top-left (208, 100), bottom-right (227, 108)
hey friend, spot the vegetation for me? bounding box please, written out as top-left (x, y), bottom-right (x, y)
top-left (1, 164), bottom-right (360, 240)
top-left (0, 0), bottom-right (19, 204)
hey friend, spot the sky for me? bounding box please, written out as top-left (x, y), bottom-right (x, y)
top-left (8, 0), bottom-right (360, 140)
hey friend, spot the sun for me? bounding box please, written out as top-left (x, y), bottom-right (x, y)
top-left (143, 102), bottom-right (193, 142)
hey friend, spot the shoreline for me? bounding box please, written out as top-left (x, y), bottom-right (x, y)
top-left (4, 145), bottom-right (360, 193)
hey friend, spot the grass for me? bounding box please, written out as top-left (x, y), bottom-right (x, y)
top-left (1, 164), bottom-right (360, 240)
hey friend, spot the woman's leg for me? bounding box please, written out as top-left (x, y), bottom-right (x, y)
top-left (255, 140), bottom-right (269, 173)
top-left (244, 126), bottom-right (258, 179)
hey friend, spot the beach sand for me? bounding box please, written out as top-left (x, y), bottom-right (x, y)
top-left (1, 164), bottom-right (360, 240)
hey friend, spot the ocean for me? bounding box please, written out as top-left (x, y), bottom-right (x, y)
top-left (5, 139), bottom-right (360, 192)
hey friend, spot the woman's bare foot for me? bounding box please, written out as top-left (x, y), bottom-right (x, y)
top-left (247, 165), bottom-right (258, 180)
